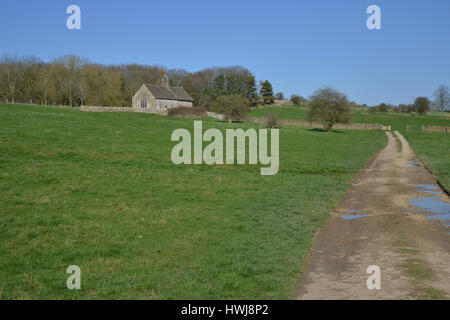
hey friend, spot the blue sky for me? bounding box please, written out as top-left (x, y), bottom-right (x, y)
top-left (1, 0), bottom-right (449, 105)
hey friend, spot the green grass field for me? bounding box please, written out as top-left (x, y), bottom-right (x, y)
top-left (0, 103), bottom-right (387, 299)
top-left (352, 110), bottom-right (450, 133)
top-left (248, 106), bottom-right (450, 190)
top-left (247, 105), bottom-right (309, 120)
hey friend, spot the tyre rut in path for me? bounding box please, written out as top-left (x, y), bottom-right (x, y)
top-left (296, 131), bottom-right (450, 299)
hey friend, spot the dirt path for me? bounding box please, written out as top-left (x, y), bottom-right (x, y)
top-left (296, 131), bottom-right (450, 300)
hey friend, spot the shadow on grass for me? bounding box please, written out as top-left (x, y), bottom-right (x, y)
top-left (213, 120), bottom-right (246, 124)
top-left (308, 128), bottom-right (345, 134)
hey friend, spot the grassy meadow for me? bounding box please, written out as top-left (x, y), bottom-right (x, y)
top-left (250, 105), bottom-right (450, 190)
top-left (247, 105), bottom-right (309, 120)
top-left (0, 103), bottom-right (387, 299)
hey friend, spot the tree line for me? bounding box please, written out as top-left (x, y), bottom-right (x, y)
top-left (303, 85), bottom-right (450, 132)
top-left (0, 54), bottom-right (276, 109)
top-left (368, 85), bottom-right (450, 115)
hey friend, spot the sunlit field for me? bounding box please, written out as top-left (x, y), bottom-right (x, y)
top-left (0, 103), bottom-right (387, 299)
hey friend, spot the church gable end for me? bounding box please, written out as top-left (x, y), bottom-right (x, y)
top-left (132, 84), bottom-right (156, 109)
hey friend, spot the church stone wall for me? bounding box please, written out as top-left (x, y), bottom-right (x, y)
top-left (156, 99), bottom-right (178, 110)
top-left (132, 85), bottom-right (157, 109)
top-left (176, 101), bottom-right (194, 108)
top-left (80, 105), bottom-right (168, 115)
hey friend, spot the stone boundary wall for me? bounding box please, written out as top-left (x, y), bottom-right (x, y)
top-left (273, 100), bottom-right (293, 106)
top-left (79, 105), bottom-right (168, 115)
top-left (422, 125), bottom-right (449, 133)
top-left (206, 111), bottom-right (226, 120)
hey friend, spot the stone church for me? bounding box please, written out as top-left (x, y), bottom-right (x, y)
top-left (132, 75), bottom-right (193, 111)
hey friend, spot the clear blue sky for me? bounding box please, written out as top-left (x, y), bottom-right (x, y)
top-left (1, 0), bottom-right (449, 105)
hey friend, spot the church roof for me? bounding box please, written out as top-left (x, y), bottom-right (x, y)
top-left (144, 84), bottom-right (193, 102)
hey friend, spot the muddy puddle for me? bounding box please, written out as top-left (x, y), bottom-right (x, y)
top-left (342, 210), bottom-right (369, 220)
top-left (410, 183), bottom-right (450, 232)
top-left (405, 159), bottom-right (421, 167)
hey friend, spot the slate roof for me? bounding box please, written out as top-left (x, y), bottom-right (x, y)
top-left (144, 84), bottom-right (193, 102)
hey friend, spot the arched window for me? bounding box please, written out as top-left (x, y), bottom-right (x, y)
top-left (141, 99), bottom-right (147, 108)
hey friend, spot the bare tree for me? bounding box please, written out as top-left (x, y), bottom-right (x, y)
top-left (53, 55), bottom-right (85, 107)
top-left (0, 65), bottom-right (3, 102)
top-left (120, 64), bottom-right (164, 106)
top-left (166, 68), bottom-right (189, 86)
top-left (433, 85), bottom-right (450, 112)
top-left (38, 63), bottom-right (52, 105)
top-left (23, 56), bottom-right (40, 103)
top-left (1, 54), bottom-right (22, 103)
top-left (78, 77), bottom-right (88, 106)
top-left (275, 92), bottom-right (285, 100)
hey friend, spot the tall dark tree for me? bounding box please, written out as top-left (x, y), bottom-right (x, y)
top-left (260, 80), bottom-right (274, 104)
top-left (226, 74), bottom-right (238, 95)
top-left (213, 75), bottom-right (225, 96)
top-left (245, 76), bottom-right (258, 106)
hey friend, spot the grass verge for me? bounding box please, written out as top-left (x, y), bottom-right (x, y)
top-left (404, 132), bottom-right (450, 191)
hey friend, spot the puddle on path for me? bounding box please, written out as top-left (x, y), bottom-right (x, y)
top-left (343, 214), bottom-right (368, 220)
top-left (342, 210), bottom-right (369, 220)
top-left (405, 159), bottom-right (421, 167)
top-left (411, 197), bottom-right (450, 215)
top-left (414, 183), bottom-right (442, 195)
top-left (410, 184), bottom-right (450, 232)
top-left (415, 184), bottom-right (440, 190)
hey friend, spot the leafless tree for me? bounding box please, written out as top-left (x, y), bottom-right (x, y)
top-left (23, 56), bottom-right (40, 103)
top-left (53, 55), bottom-right (85, 107)
top-left (38, 63), bottom-right (53, 105)
top-left (433, 85), bottom-right (450, 112)
top-left (78, 77), bottom-right (88, 106)
top-left (1, 54), bottom-right (22, 103)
